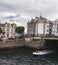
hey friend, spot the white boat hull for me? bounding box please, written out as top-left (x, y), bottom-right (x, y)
top-left (33, 50), bottom-right (54, 55)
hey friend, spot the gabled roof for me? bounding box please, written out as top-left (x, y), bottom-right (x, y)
top-left (34, 16), bottom-right (50, 23)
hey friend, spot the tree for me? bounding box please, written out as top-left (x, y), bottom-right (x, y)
top-left (15, 26), bottom-right (25, 33)
top-left (0, 27), bottom-right (2, 37)
top-left (15, 26), bottom-right (25, 38)
top-left (0, 27), bottom-right (2, 34)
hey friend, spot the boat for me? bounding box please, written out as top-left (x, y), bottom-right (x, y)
top-left (32, 50), bottom-right (54, 55)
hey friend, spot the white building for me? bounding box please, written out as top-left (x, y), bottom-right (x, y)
top-left (35, 16), bottom-right (51, 36)
top-left (52, 20), bottom-right (58, 36)
top-left (27, 16), bottom-right (53, 37)
top-left (0, 22), bottom-right (17, 38)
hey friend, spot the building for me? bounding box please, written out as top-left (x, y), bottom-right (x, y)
top-left (27, 19), bottom-right (36, 36)
top-left (27, 16), bottom-right (58, 37)
top-left (0, 22), bottom-right (17, 38)
top-left (52, 19), bottom-right (58, 36)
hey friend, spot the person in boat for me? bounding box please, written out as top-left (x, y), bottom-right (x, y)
top-left (36, 50), bottom-right (38, 52)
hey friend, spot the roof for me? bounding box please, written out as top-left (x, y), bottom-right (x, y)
top-left (0, 24), bottom-right (5, 27)
top-left (0, 22), bottom-right (16, 27)
top-left (28, 16), bottom-right (51, 24)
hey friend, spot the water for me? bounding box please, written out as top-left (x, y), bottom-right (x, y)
top-left (0, 47), bottom-right (58, 65)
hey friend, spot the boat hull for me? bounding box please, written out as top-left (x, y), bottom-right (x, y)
top-left (33, 50), bottom-right (54, 55)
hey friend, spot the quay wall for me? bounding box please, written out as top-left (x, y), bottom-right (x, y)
top-left (24, 39), bottom-right (58, 49)
top-left (0, 38), bottom-right (58, 49)
top-left (25, 40), bottom-right (45, 49)
top-left (0, 38), bottom-right (25, 49)
top-left (0, 38), bottom-right (45, 50)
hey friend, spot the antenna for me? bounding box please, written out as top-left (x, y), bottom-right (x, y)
top-left (40, 13), bottom-right (42, 18)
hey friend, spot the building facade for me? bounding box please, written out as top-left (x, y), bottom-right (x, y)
top-left (52, 20), bottom-right (58, 36)
top-left (27, 19), bottom-right (36, 36)
top-left (0, 22), bottom-right (17, 38)
top-left (27, 16), bottom-right (58, 37)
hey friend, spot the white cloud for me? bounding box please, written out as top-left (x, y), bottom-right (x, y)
top-left (4, 12), bottom-right (16, 16)
top-left (0, 0), bottom-right (58, 33)
top-left (20, 15), bottom-right (31, 20)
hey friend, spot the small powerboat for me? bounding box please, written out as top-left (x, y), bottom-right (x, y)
top-left (33, 50), bottom-right (54, 55)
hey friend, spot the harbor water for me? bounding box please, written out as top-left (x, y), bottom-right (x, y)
top-left (0, 47), bottom-right (58, 65)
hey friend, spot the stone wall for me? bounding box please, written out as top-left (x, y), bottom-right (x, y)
top-left (0, 38), bottom-right (25, 49)
top-left (25, 40), bottom-right (45, 49)
top-left (0, 38), bottom-right (45, 50)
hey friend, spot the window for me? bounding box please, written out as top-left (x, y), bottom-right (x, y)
top-left (47, 30), bottom-right (49, 32)
top-left (53, 31), bottom-right (55, 33)
top-left (47, 25), bottom-right (49, 28)
top-left (7, 34), bottom-right (9, 37)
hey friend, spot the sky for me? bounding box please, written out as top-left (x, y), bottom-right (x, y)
top-left (0, 0), bottom-right (58, 33)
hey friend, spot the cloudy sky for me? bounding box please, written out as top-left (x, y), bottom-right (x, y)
top-left (0, 0), bottom-right (58, 33)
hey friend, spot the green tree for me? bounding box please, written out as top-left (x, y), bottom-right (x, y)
top-left (15, 26), bottom-right (25, 33)
top-left (0, 27), bottom-right (2, 34)
top-left (0, 27), bottom-right (2, 38)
